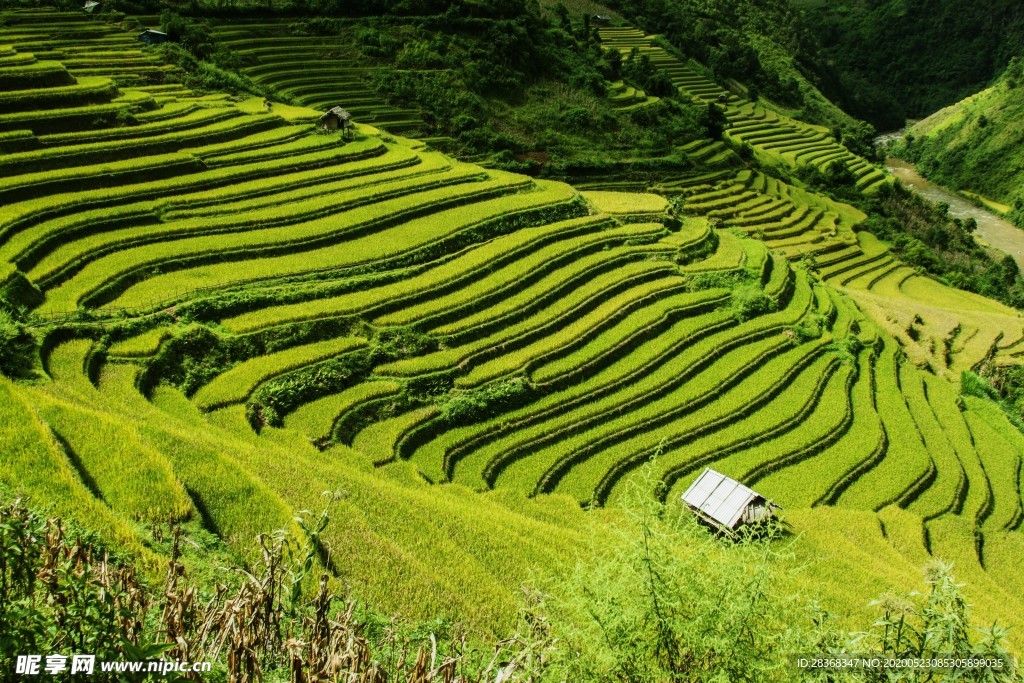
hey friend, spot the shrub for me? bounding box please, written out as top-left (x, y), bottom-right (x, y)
top-left (159, 11), bottom-right (215, 60)
top-left (0, 309), bottom-right (34, 378)
top-left (965, 366), bottom-right (1024, 431)
top-left (375, 326), bottom-right (436, 359)
top-left (437, 376), bottom-right (531, 426)
top-left (539, 465), bottom-right (802, 682)
top-left (247, 350), bottom-right (374, 428)
top-left (790, 317), bottom-right (824, 344)
top-left (289, 17), bottom-right (346, 35)
top-left (193, 337), bottom-right (368, 410)
top-left (730, 281), bottom-right (777, 321)
top-left (537, 465), bottom-right (1021, 681)
top-left (829, 335), bottom-right (863, 365)
top-left (142, 326), bottom-right (237, 396)
top-left (0, 500), bottom-right (138, 679)
top-left (859, 184), bottom-right (1024, 309)
top-left (838, 561), bottom-right (1017, 681)
top-left (626, 62), bottom-right (676, 98)
top-left (158, 43), bottom-right (261, 95)
top-left (0, 498), bottom-right (518, 682)
top-left (602, 47), bottom-right (622, 80)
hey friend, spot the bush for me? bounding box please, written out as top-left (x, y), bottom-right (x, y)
top-left (1, 484), bottom-right (1018, 681)
top-left (375, 327), bottom-right (435, 359)
top-left (437, 375), bottom-right (531, 425)
top-left (0, 498), bottom-right (516, 682)
top-left (245, 350), bottom-right (374, 429)
top-left (731, 281), bottom-right (777, 321)
top-left (539, 466), bottom-right (802, 682)
top-left (536, 466), bottom-right (1020, 681)
top-left (824, 561), bottom-right (1019, 682)
top-left (290, 17), bottom-right (346, 35)
top-left (796, 160), bottom-right (857, 196)
top-left (602, 47), bottom-right (622, 80)
top-left (0, 500), bottom-right (137, 679)
top-left (158, 44), bottom-right (260, 95)
top-left (860, 183), bottom-right (1024, 310)
top-left (0, 309), bottom-right (34, 378)
top-left (160, 11), bottom-right (215, 60)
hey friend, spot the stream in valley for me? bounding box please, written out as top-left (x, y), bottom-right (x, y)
top-left (881, 154), bottom-right (1024, 272)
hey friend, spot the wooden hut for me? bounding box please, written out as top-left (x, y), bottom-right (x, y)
top-left (137, 29), bottom-right (169, 45)
top-left (83, 1), bottom-right (101, 13)
top-left (319, 106), bottom-right (352, 131)
top-left (681, 468), bottom-right (780, 535)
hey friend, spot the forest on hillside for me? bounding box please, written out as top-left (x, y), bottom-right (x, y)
top-left (795, 0), bottom-right (1024, 130)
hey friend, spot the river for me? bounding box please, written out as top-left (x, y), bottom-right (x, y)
top-left (884, 157), bottom-right (1024, 273)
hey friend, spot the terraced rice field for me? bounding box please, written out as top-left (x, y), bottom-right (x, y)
top-left (664, 165), bottom-right (1024, 376)
top-left (209, 20), bottom-right (426, 134)
top-left (606, 79), bottom-right (659, 111)
top-left (1, 8), bottom-right (1023, 643)
top-left (598, 25), bottom-right (888, 193)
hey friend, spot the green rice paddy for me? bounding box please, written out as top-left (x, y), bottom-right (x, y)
top-left (0, 8), bottom-right (1022, 648)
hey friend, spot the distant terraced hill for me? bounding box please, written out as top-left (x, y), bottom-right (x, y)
top-left (599, 25), bottom-right (888, 193)
top-left (670, 169), bottom-right (1024, 378)
top-left (206, 20), bottom-right (427, 135)
top-left (1, 8), bottom-right (1023, 647)
top-left (597, 23), bottom-right (1024, 377)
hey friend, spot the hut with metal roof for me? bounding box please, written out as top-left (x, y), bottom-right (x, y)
top-left (319, 106), bottom-right (352, 131)
top-left (137, 29), bottom-right (168, 45)
top-left (681, 468), bottom-right (779, 535)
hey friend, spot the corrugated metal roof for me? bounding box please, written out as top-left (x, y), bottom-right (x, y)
top-left (681, 468), bottom-right (760, 529)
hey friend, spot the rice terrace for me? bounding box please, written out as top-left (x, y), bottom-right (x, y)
top-left (1, 0), bottom-right (1024, 680)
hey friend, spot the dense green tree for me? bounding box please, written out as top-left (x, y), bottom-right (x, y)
top-left (797, 0), bottom-right (1024, 129)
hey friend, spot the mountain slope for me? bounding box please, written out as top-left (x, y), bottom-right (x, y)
top-left (896, 57), bottom-right (1024, 228)
top-left (1, 5), bottom-right (1024, 664)
top-left (599, 0), bottom-right (866, 136)
top-left (794, 0), bottom-right (1024, 130)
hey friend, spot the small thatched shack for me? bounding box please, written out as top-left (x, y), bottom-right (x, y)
top-left (138, 29), bottom-right (168, 45)
top-left (83, 0), bottom-right (101, 13)
top-left (681, 468), bottom-right (780, 535)
top-left (320, 106), bottom-right (352, 131)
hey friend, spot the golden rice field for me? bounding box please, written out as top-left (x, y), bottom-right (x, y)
top-left (1, 8), bottom-right (1023, 647)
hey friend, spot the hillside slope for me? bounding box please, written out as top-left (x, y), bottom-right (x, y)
top-left (896, 57), bottom-right (1024, 228)
top-left (599, 0), bottom-right (866, 136)
top-left (793, 0), bottom-right (1024, 130)
top-left (1, 7), bottom-right (1024, 658)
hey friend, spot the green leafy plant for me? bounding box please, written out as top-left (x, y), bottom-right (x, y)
top-left (0, 308), bottom-right (34, 378)
top-left (843, 561), bottom-right (1018, 682)
top-left (539, 464), bottom-right (801, 682)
